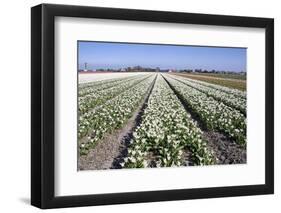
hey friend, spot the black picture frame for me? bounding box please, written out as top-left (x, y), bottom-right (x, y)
top-left (31, 3), bottom-right (274, 209)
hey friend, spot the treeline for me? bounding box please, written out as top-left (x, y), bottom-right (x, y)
top-left (78, 66), bottom-right (245, 75)
top-left (178, 69), bottom-right (246, 75)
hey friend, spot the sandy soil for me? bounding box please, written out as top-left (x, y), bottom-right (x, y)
top-left (204, 131), bottom-right (246, 164)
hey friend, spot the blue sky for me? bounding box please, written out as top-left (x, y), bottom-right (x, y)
top-left (78, 41), bottom-right (246, 72)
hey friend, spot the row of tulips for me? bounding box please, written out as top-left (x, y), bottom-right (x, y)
top-left (79, 75), bottom-right (151, 114)
top-left (122, 74), bottom-right (214, 168)
top-left (164, 74), bottom-right (246, 145)
top-left (168, 74), bottom-right (246, 114)
top-left (79, 75), bottom-right (156, 155)
top-left (79, 75), bottom-right (142, 97)
top-left (176, 75), bottom-right (247, 99)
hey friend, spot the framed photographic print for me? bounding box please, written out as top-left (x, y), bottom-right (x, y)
top-left (31, 3), bottom-right (274, 209)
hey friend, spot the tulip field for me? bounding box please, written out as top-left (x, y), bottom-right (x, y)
top-left (78, 72), bottom-right (247, 170)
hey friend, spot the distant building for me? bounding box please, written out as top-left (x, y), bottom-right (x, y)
top-left (83, 62), bottom-right (88, 72)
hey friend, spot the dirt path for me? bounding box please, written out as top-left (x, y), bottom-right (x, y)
top-left (78, 76), bottom-right (157, 170)
top-left (203, 131), bottom-right (246, 164)
top-left (162, 74), bottom-right (246, 164)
